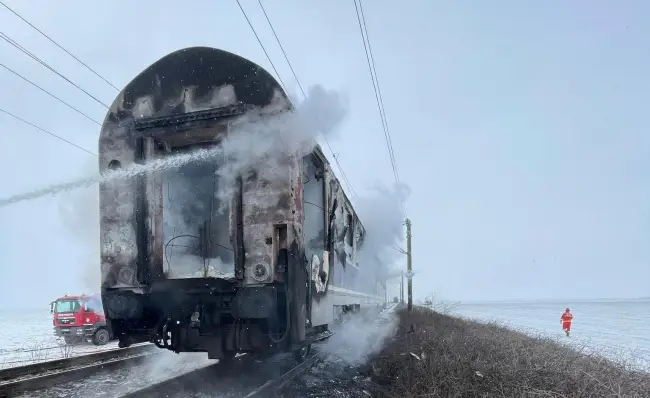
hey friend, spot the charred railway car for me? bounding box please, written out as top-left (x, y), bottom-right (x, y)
top-left (98, 46), bottom-right (385, 362)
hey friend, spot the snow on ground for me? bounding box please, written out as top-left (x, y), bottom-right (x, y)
top-left (0, 308), bottom-right (121, 369)
top-left (452, 298), bottom-right (650, 371)
top-left (3, 299), bottom-right (646, 374)
top-left (19, 304), bottom-right (400, 397)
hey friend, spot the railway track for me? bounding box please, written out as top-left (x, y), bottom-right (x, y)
top-left (0, 344), bottom-right (159, 397)
top-left (243, 351), bottom-right (324, 397)
top-left (5, 306), bottom-right (395, 397)
top-left (119, 349), bottom-right (326, 398)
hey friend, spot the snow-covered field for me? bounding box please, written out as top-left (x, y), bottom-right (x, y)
top-left (0, 308), bottom-right (121, 369)
top-left (1, 299), bottom-right (648, 372)
top-left (452, 298), bottom-right (650, 371)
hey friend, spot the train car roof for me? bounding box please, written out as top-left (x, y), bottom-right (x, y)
top-left (100, 46), bottom-right (290, 139)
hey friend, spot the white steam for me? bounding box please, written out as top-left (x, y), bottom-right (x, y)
top-left (212, 85), bottom-right (348, 206)
top-left (321, 304), bottom-right (399, 367)
top-left (355, 182), bottom-right (410, 291)
top-left (57, 171), bottom-right (101, 295)
top-left (112, 351), bottom-right (216, 396)
top-left (319, 182), bottom-right (409, 366)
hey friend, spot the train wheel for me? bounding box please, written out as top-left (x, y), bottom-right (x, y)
top-left (292, 344), bottom-right (311, 363)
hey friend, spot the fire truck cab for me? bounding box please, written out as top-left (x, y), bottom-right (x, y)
top-left (50, 294), bottom-right (112, 345)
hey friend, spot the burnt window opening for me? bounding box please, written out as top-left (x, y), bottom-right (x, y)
top-left (277, 248), bottom-right (289, 270)
top-left (346, 212), bottom-right (354, 246)
top-left (302, 152), bottom-right (326, 264)
top-left (275, 224), bottom-right (288, 274)
top-left (107, 159), bottom-right (121, 170)
top-left (161, 143), bottom-right (235, 280)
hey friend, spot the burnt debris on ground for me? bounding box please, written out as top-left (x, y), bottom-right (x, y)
top-left (276, 354), bottom-right (374, 398)
top-left (282, 307), bottom-right (650, 397)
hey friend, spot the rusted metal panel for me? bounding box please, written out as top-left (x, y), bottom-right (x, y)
top-left (98, 127), bottom-right (139, 289)
top-left (240, 155), bottom-right (299, 286)
top-left (143, 137), bottom-right (164, 280)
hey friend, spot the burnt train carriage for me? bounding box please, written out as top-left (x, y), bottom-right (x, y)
top-left (98, 46), bottom-right (385, 361)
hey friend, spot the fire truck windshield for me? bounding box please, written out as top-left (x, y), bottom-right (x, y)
top-left (55, 299), bottom-right (81, 313)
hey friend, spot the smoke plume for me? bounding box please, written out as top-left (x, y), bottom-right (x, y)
top-left (57, 170), bottom-right (101, 295)
top-left (355, 182), bottom-right (410, 288)
top-left (319, 182), bottom-right (409, 366)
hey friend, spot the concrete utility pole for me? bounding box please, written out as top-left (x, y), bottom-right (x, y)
top-left (400, 270), bottom-right (404, 304)
top-left (405, 218), bottom-right (413, 312)
top-left (384, 279), bottom-right (387, 306)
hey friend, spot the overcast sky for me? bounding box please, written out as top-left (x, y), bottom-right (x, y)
top-left (0, 0), bottom-right (648, 309)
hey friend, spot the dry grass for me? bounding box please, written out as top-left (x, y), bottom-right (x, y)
top-left (365, 307), bottom-right (650, 398)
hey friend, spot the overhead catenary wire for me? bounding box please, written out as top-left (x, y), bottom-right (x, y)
top-left (234, 0), bottom-right (288, 94)
top-left (256, 0), bottom-right (306, 99)
top-left (352, 0), bottom-right (401, 187)
top-left (0, 0), bottom-right (363, 205)
top-left (0, 31), bottom-right (110, 108)
top-left (0, 0), bottom-right (119, 91)
top-left (255, 0), bottom-right (358, 198)
top-left (0, 63), bottom-right (101, 126)
top-left (0, 107), bottom-right (96, 156)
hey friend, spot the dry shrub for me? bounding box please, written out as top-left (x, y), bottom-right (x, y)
top-left (57, 340), bottom-right (76, 358)
top-left (366, 307), bottom-right (650, 398)
top-left (25, 340), bottom-right (51, 362)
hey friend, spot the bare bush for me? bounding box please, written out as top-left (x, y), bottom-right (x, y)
top-left (365, 307), bottom-right (650, 397)
top-left (57, 341), bottom-right (76, 358)
top-left (25, 340), bottom-right (51, 362)
top-left (431, 299), bottom-right (460, 315)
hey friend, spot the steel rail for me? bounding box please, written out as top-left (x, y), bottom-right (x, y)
top-left (118, 350), bottom-right (324, 398)
top-left (244, 352), bottom-right (325, 397)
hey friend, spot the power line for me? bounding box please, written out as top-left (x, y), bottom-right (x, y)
top-left (0, 107), bottom-right (96, 156)
top-left (234, 0), bottom-right (288, 93)
top-left (0, 31), bottom-right (110, 108)
top-left (352, 0), bottom-right (401, 186)
top-left (0, 63), bottom-right (101, 126)
top-left (321, 140), bottom-right (357, 198)
top-left (358, 0), bottom-right (400, 184)
top-left (256, 0), bottom-right (306, 99)
top-left (0, 1), bottom-right (119, 91)
top-left (255, 0), bottom-right (357, 198)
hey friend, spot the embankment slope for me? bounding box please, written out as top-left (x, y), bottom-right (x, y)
top-left (368, 307), bottom-right (650, 397)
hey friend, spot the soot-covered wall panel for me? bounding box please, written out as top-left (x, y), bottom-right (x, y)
top-left (98, 47), bottom-right (289, 289)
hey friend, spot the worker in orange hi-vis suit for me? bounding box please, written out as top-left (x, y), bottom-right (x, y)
top-left (560, 308), bottom-right (573, 336)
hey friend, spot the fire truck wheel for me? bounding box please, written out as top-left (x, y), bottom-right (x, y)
top-left (93, 328), bottom-right (110, 346)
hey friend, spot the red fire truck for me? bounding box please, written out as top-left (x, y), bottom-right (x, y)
top-left (50, 294), bottom-right (112, 345)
